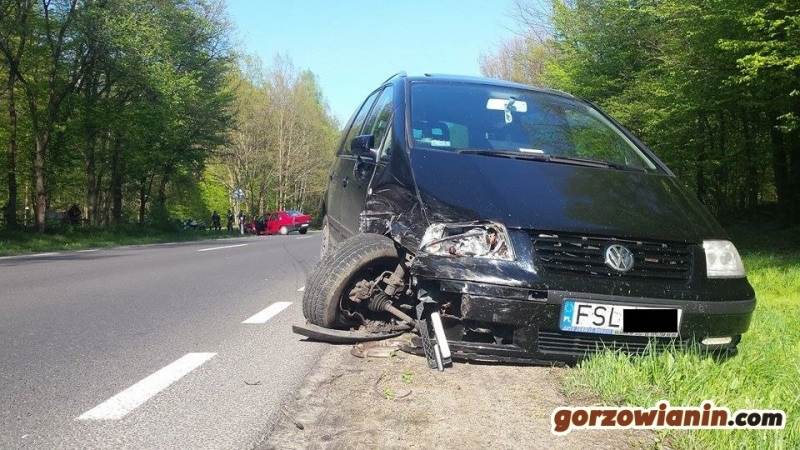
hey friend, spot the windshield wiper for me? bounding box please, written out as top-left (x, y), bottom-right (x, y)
top-left (457, 149), bottom-right (650, 172)
top-left (548, 155), bottom-right (652, 172)
top-left (457, 149), bottom-right (548, 160)
top-left (599, 160), bottom-right (651, 173)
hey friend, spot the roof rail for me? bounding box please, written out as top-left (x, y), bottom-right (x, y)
top-left (381, 71), bottom-right (407, 84)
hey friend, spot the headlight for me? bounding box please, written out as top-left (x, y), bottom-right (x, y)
top-left (420, 222), bottom-right (515, 260)
top-left (703, 240), bottom-right (745, 278)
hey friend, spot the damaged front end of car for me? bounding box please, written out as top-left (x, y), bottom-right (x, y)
top-left (294, 217), bottom-right (570, 367)
top-left (401, 220), bottom-right (567, 366)
top-left (295, 203), bottom-right (751, 367)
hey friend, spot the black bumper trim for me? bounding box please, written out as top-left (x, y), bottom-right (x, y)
top-left (546, 290), bottom-right (756, 315)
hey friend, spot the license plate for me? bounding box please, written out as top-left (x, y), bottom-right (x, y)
top-left (559, 300), bottom-right (681, 337)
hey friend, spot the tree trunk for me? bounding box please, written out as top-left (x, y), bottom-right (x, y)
top-left (715, 112), bottom-right (728, 215)
top-left (34, 134), bottom-right (49, 233)
top-left (138, 176), bottom-right (153, 224)
top-left (5, 71), bottom-right (19, 229)
top-left (151, 170), bottom-right (171, 223)
top-left (696, 116), bottom-right (708, 205)
top-left (770, 116), bottom-right (793, 223)
top-left (789, 100), bottom-right (800, 223)
top-left (740, 110), bottom-right (759, 216)
top-left (278, 111), bottom-right (285, 211)
top-left (111, 136), bottom-right (123, 223)
top-left (86, 133), bottom-right (97, 224)
top-left (95, 131), bottom-right (109, 223)
top-left (83, 70), bottom-right (98, 224)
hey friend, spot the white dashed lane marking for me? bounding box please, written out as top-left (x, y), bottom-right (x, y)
top-left (0, 252), bottom-right (60, 260)
top-left (76, 352), bottom-right (216, 421)
top-left (242, 302), bottom-right (292, 324)
top-left (297, 286), bottom-right (305, 292)
top-left (197, 244), bottom-right (248, 252)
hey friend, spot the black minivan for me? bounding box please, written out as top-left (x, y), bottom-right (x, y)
top-left (297, 73), bottom-right (756, 365)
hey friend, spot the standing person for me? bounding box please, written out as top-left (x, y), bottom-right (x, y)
top-left (238, 211), bottom-right (245, 234)
top-left (66, 204), bottom-right (81, 226)
top-left (227, 210), bottom-right (234, 233)
top-left (211, 210), bottom-right (221, 232)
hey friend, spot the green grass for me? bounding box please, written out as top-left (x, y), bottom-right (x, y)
top-left (562, 224), bottom-right (800, 449)
top-left (0, 224), bottom-right (244, 256)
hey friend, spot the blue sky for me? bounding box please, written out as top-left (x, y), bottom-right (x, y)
top-left (225, 1), bottom-right (521, 125)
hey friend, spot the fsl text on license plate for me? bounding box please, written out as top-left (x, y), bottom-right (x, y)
top-left (559, 300), bottom-right (681, 336)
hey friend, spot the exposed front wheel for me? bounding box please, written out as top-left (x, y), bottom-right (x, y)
top-left (302, 233), bottom-right (399, 328)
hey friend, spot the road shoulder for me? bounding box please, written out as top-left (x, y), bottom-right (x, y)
top-left (260, 343), bottom-right (653, 449)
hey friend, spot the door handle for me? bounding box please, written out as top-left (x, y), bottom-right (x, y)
top-left (342, 178), bottom-right (348, 188)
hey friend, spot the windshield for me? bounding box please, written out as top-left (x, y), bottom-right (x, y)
top-left (408, 82), bottom-right (657, 171)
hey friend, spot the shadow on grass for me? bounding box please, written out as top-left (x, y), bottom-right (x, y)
top-left (727, 222), bottom-right (800, 271)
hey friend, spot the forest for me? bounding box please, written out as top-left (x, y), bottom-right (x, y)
top-left (0, 0), bottom-right (338, 233)
top-left (2, 0), bottom-right (798, 235)
top-left (482, 0), bottom-right (799, 225)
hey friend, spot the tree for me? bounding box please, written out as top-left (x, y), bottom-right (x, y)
top-left (479, 35), bottom-right (553, 87)
top-left (484, 0), bottom-right (800, 223)
top-left (0, 0), bottom-right (337, 232)
top-left (720, 0), bottom-right (800, 222)
top-left (13, 0), bottom-right (89, 232)
top-left (0, 0), bottom-right (35, 229)
top-left (214, 54), bottom-right (338, 221)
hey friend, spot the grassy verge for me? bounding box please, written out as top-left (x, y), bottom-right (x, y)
top-left (562, 223), bottom-right (800, 449)
top-left (0, 224), bottom-right (246, 256)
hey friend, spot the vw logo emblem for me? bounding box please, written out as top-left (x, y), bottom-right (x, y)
top-left (604, 244), bottom-right (634, 272)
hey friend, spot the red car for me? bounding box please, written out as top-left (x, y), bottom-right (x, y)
top-left (248, 210), bottom-right (312, 235)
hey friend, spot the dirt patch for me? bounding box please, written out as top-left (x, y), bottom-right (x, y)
top-left (260, 341), bottom-right (654, 450)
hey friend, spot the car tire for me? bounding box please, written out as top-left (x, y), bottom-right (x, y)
top-left (279, 226), bottom-right (288, 235)
top-left (299, 228), bottom-right (308, 235)
top-left (303, 233), bottom-right (398, 328)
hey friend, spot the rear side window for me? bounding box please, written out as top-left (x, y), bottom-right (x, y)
top-left (339, 89), bottom-right (381, 156)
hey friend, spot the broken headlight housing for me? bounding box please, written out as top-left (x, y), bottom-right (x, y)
top-left (419, 222), bottom-right (515, 261)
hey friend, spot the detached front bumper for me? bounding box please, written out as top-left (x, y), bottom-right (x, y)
top-left (409, 255), bottom-right (756, 365)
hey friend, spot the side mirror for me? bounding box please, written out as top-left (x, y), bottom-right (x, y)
top-left (351, 134), bottom-right (377, 160)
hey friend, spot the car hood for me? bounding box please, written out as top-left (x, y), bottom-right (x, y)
top-left (409, 148), bottom-right (725, 243)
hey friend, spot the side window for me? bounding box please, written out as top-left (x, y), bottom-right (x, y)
top-left (340, 90), bottom-right (381, 156)
top-left (363, 87), bottom-right (393, 149)
top-left (379, 124), bottom-right (393, 161)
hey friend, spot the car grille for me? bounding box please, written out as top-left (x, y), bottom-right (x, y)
top-left (537, 330), bottom-right (682, 355)
top-left (530, 232), bottom-right (693, 281)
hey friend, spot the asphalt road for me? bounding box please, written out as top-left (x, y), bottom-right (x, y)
top-left (0, 233), bottom-right (327, 449)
